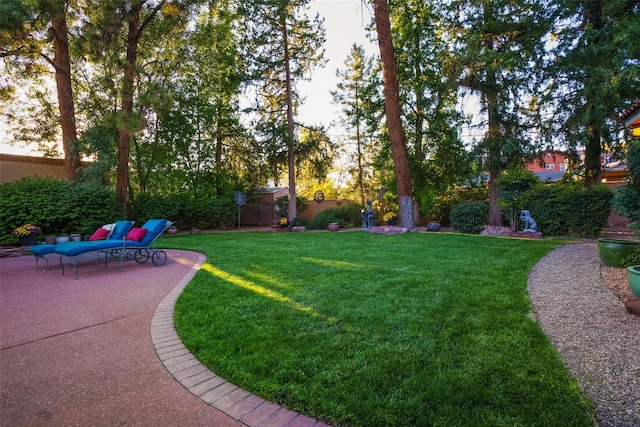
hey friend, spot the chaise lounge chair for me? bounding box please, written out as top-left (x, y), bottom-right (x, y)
top-left (30, 219), bottom-right (172, 279)
top-left (29, 221), bottom-right (128, 271)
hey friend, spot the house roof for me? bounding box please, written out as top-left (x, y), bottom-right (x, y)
top-left (621, 100), bottom-right (640, 120)
top-left (261, 187), bottom-right (288, 194)
top-left (622, 100), bottom-right (640, 129)
top-left (0, 153), bottom-right (91, 166)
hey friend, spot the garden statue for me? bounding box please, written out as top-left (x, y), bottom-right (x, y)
top-left (519, 210), bottom-right (537, 232)
top-left (361, 199), bottom-right (375, 230)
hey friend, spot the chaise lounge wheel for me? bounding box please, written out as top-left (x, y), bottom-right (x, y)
top-left (151, 250), bottom-right (167, 266)
top-left (135, 248), bottom-right (150, 264)
top-left (109, 249), bottom-right (122, 259)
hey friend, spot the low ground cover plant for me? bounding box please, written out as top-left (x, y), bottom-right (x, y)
top-left (168, 232), bottom-right (594, 426)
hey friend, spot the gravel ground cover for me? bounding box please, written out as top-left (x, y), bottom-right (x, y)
top-left (528, 242), bottom-right (639, 427)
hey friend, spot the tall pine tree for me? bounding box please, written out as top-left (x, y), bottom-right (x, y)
top-left (550, 0), bottom-right (640, 186)
top-left (239, 0), bottom-right (325, 221)
top-left (332, 44), bottom-right (382, 207)
top-left (441, 0), bottom-right (552, 226)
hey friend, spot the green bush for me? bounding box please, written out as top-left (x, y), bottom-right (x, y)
top-left (0, 177), bottom-right (120, 246)
top-left (449, 201), bottom-right (489, 234)
top-left (435, 187), bottom-right (489, 226)
top-left (612, 141), bottom-right (640, 236)
top-left (291, 217), bottom-right (310, 228)
top-left (132, 193), bottom-right (236, 230)
top-left (522, 182), bottom-right (612, 238)
top-left (496, 168), bottom-right (541, 229)
top-left (309, 205), bottom-right (361, 230)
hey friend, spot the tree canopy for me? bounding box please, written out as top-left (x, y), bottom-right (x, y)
top-left (1, 0), bottom-right (637, 226)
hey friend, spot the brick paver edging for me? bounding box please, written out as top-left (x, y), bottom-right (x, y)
top-left (150, 251), bottom-right (331, 427)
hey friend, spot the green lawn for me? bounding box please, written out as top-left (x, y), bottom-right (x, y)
top-left (167, 231), bottom-right (595, 427)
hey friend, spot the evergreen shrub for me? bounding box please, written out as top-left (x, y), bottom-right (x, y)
top-left (309, 205), bottom-right (361, 230)
top-left (291, 217), bottom-right (310, 228)
top-left (449, 201), bottom-right (489, 234)
top-left (612, 141), bottom-right (640, 235)
top-left (435, 187), bottom-right (489, 226)
top-left (0, 177), bottom-right (119, 246)
top-left (133, 193), bottom-right (236, 230)
top-left (521, 182), bottom-right (612, 238)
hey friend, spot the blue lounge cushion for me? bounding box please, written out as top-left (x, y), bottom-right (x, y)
top-left (91, 240), bottom-right (125, 250)
top-left (30, 244), bottom-right (57, 255)
top-left (138, 219), bottom-right (168, 246)
top-left (109, 220), bottom-right (135, 240)
top-left (54, 241), bottom-right (99, 256)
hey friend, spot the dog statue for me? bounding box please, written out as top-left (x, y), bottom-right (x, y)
top-left (519, 210), bottom-right (537, 232)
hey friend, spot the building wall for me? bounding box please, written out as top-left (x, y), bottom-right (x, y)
top-left (298, 199), bottom-right (352, 222)
top-left (0, 154), bottom-right (70, 183)
top-left (240, 188), bottom-right (290, 227)
top-left (239, 190), bottom-right (352, 226)
top-left (525, 151), bottom-right (568, 173)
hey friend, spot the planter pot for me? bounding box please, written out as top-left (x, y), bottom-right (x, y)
top-left (55, 236), bottom-right (70, 244)
top-left (629, 266), bottom-right (640, 298)
top-left (427, 222), bottom-right (441, 232)
top-left (44, 235), bottom-right (56, 244)
top-left (328, 222), bottom-right (339, 232)
top-left (20, 236), bottom-right (37, 246)
top-left (69, 233), bottom-right (81, 242)
top-left (597, 238), bottom-right (640, 268)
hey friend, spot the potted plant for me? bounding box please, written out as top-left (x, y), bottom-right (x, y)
top-left (278, 217), bottom-right (290, 230)
top-left (628, 266), bottom-right (640, 298)
top-left (12, 224), bottom-right (42, 246)
top-left (597, 238), bottom-right (640, 267)
top-left (427, 221), bottom-right (441, 232)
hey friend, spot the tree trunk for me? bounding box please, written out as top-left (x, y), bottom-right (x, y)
top-left (283, 18), bottom-right (297, 222)
top-left (215, 108), bottom-right (224, 196)
top-left (583, 1), bottom-right (603, 188)
top-left (584, 126), bottom-right (602, 187)
top-left (51, 6), bottom-right (80, 181)
top-left (116, 0), bottom-right (142, 213)
top-left (373, 0), bottom-right (415, 229)
top-left (355, 84), bottom-right (366, 207)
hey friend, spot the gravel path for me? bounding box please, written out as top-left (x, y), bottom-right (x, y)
top-left (528, 242), bottom-right (640, 427)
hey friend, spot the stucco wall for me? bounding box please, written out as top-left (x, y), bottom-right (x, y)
top-left (0, 154), bottom-right (70, 183)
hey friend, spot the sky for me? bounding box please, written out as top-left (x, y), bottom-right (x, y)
top-left (0, 0), bottom-right (378, 157)
top-left (1, 1), bottom-right (480, 157)
top-left (297, 0), bottom-right (378, 136)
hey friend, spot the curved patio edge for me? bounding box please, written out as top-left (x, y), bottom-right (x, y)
top-left (150, 251), bottom-right (331, 427)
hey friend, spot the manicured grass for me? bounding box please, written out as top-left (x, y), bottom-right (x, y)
top-left (167, 231), bottom-right (595, 426)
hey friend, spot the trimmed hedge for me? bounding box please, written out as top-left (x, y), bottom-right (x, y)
top-left (0, 177), bottom-right (120, 246)
top-left (521, 183), bottom-right (612, 238)
top-left (132, 193), bottom-right (237, 230)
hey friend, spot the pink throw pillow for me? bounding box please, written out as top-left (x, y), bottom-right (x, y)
top-left (89, 227), bottom-right (110, 241)
top-left (126, 228), bottom-right (148, 242)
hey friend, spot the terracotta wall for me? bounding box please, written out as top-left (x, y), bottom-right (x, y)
top-left (239, 192), bottom-right (352, 226)
top-left (240, 188), bottom-right (290, 227)
top-left (298, 199), bottom-right (352, 222)
top-left (0, 154), bottom-right (69, 183)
